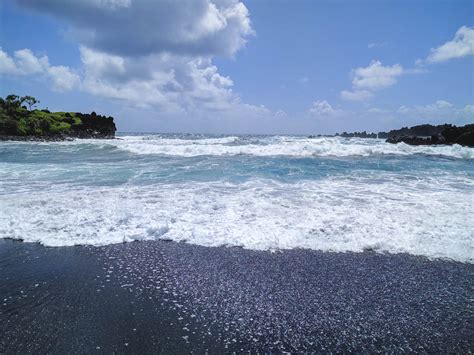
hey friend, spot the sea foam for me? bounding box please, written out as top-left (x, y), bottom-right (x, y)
top-left (1, 178), bottom-right (472, 262)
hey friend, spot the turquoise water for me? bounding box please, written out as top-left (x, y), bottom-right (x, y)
top-left (1, 134), bottom-right (473, 261)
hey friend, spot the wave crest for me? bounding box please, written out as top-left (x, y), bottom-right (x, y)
top-left (109, 136), bottom-right (474, 159)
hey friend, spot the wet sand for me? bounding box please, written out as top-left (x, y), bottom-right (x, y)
top-left (0, 239), bottom-right (473, 353)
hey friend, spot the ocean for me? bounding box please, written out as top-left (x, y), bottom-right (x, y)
top-left (0, 134), bottom-right (473, 262)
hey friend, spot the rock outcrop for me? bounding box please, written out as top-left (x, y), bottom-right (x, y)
top-left (338, 131), bottom-right (377, 138)
top-left (385, 124), bottom-right (474, 147)
top-left (0, 95), bottom-right (116, 140)
top-left (69, 112), bottom-right (116, 139)
top-left (377, 124), bottom-right (451, 139)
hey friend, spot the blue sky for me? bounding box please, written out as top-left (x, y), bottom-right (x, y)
top-left (1, 0), bottom-right (473, 134)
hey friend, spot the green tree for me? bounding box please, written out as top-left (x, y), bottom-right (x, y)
top-left (5, 95), bottom-right (21, 108)
top-left (21, 95), bottom-right (39, 110)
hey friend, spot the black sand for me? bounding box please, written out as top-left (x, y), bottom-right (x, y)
top-left (0, 239), bottom-right (473, 353)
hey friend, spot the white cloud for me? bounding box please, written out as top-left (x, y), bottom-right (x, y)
top-left (78, 46), bottom-right (241, 112)
top-left (0, 48), bottom-right (47, 75)
top-left (47, 65), bottom-right (82, 92)
top-left (463, 104), bottom-right (474, 115)
top-left (352, 60), bottom-right (403, 90)
top-left (308, 100), bottom-right (341, 116)
top-left (0, 48), bottom-right (80, 92)
top-left (340, 60), bottom-right (404, 101)
top-left (340, 89), bottom-right (373, 101)
top-left (13, 49), bottom-right (48, 74)
top-left (0, 48), bottom-right (19, 74)
top-left (428, 26), bottom-right (474, 63)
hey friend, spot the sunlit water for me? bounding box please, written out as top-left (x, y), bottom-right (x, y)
top-left (1, 134), bottom-right (473, 262)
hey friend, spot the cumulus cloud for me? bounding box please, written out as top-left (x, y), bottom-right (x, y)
top-left (427, 26), bottom-right (474, 63)
top-left (0, 50), bottom-right (17, 73)
top-left (16, 0), bottom-right (253, 58)
top-left (352, 60), bottom-right (403, 90)
top-left (47, 65), bottom-right (82, 91)
top-left (0, 48), bottom-right (80, 92)
top-left (7, 0), bottom-right (283, 120)
top-left (78, 46), bottom-right (245, 112)
top-left (341, 60), bottom-right (404, 101)
top-left (0, 48), bottom-right (47, 75)
top-left (0, 43), bottom-right (255, 114)
top-left (308, 100), bottom-right (342, 116)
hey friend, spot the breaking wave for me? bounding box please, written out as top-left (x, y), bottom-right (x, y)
top-left (1, 134), bottom-right (473, 262)
top-left (110, 135), bottom-right (474, 159)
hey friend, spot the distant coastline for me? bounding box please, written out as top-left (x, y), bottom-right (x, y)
top-left (2, 94), bottom-right (472, 147)
top-left (0, 94), bottom-right (116, 141)
top-left (311, 123), bottom-right (474, 147)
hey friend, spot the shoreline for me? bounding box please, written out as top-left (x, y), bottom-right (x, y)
top-left (0, 135), bottom-right (116, 142)
top-left (1, 239), bottom-right (472, 353)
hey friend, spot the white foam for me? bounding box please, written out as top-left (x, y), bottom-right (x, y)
top-left (3, 135), bottom-right (472, 159)
top-left (1, 177), bottom-right (472, 262)
top-left (109, 136), bottom-right (474, 159)
top-left (119, 135), bottom-right (240, 146)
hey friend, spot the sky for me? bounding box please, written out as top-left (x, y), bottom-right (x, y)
top-left (0, 0), bottom-right (473, 134)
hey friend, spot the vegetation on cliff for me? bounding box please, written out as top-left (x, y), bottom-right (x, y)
top-left (0, 95), bottom-right (116, 139)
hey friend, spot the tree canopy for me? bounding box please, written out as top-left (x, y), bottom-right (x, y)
top-left (0, 95), bottom-right (40, 110)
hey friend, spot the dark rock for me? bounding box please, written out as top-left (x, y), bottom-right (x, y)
top-left (378, 124), bottom-right (452, 139)
top-left (0, 135), bottom-right (73, 142)
top-left (456, 130), bottom-right (474, 146)
top-left (70, 112), bottom-right (116, 139)
top-left (338, 131), bottom-right (377, 138)
top-left (386, 135), bottom-right (433, 145)
top-left (386, 124), bottom-right (474, 147)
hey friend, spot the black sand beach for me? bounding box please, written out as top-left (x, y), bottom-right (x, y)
top-left (0, 239), bottom-right (473, 353)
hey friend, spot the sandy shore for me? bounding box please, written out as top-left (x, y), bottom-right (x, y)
top-left (0, 239), bottom-right (472, 353)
